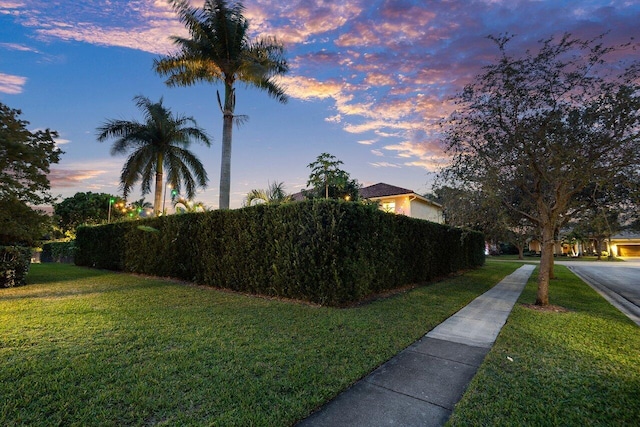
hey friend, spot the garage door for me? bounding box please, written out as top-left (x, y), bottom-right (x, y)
top-left (618, 245), bottom-right (640, 257)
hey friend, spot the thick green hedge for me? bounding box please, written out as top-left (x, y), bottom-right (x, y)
top-left (41, 241), bottom-right (75, 263)
top-left (75, 200), bottom-right (484, 305)
top-left (0, 246), bottom-right (31, 288)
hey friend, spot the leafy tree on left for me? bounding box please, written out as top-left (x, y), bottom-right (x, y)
top-left (0, 102), bottom-right (62, 245)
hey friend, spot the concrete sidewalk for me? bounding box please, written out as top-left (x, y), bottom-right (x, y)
top-left (298, 264), bottom-right (535, 427)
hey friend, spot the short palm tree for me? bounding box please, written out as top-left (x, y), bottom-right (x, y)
top-left (244, 181), bottom-right (291, 206)
top-left (155, 0), bottom-right (289, 209)
top-left (97, 96), bottom-right (211, 215)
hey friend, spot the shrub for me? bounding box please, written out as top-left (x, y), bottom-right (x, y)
top-left (75, 200), bottom-right (484, 305)
top-left (0, 246), bottom-right (31, 288)
top-left (41, 241), bottom-right (76, 263)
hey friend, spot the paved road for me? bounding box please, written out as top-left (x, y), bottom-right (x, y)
top-left (565, 259), bottom-right (640, 326)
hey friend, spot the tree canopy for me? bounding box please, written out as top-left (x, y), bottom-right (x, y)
top-left (0, 102), bottom-right (62, 245)
top-left (54, 192), bottom-right (125, 233)
top-left (305, 153), bottom-right (361, 201)
top-left (439, 33), bottom-right (640, 305)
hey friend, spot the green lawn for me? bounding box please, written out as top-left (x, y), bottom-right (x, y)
top-left (448, 264), bottom-right (640, 426)
top-left (1, 262), bottom-right (518, 426)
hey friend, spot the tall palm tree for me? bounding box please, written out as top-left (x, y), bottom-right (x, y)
top-left (154, 0), bottom-right (289, 209)
top-left (97, 96), bottom-right (211, 215)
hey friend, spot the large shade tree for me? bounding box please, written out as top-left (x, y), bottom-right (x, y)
top-left (97, 96), bottom-right (211, 215)
top-left (440, 33), bottom-right (640, 306)
top-left (155, 0), bottom-right (289, 209)
top-left (0, 102), bottom-right (61, 245)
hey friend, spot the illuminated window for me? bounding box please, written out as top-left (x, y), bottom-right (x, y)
top-left (382, 201), bottom-right (395, 213)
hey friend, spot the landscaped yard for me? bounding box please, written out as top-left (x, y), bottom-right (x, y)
top-left (448, 264), bottom-right (640, 425)
top-left (1, 261), bottom-right (517, 426)
top-left (4, 261), bottom-right (637, 426)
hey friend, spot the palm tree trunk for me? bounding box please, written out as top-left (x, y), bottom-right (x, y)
top-left (154, 153), bottom-right (164, 215)
top-left (219, 82), bottom-right (234, 210)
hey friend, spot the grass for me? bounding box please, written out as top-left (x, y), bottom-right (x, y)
top-left (1, 261), bottom-right (520, 426)
top-left (448, 265), bottom-right (640, 426)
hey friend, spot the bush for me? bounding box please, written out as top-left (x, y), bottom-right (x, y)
top-left (41, 241), bottom-right (76, 263)
top-left (75, 200), bottom-right (484, 305)
top-left (0, 246), bottom-right (31, 288)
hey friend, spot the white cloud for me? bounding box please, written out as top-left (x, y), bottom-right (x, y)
top-left (369, 162), bottom-right (401, 168)
top-left (0, 72), bottom-right (27, 94)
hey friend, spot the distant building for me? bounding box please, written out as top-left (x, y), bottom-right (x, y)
top-left (360, 183), bottom-right (444, 224)
top-left (291, 182), bottom-right (444, 224)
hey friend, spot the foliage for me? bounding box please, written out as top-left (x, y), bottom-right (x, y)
top-left (75, 200), bottom-right (484, 306)
top-left (155, 0), bottom-right (289, 209)
top-left (448, 264), bottom-right (640, 425)
top-left (0, 246), bottom-right (31, 287)
top-left (243, 181), bottom-right (291, 206)
top-left (305, 153), bottom-right (361, 201)
top-left (173, 197), bottom-right (208, 213)
top-left (0, 102), bottom-right (62, 246)
top-left (0, 102), bottom-right (62, 206)
top-left (439, 33), bottom-right (640, 305)
top-left (0, 262), bottom-right (517, 425)
top-left (97, 96), bottom-right (211, 215)
top-left (54, 192), bottom-right (124, 232)
top-left (40, 241), bottom-right (75, 263)
top-left (0, 196), bottom-right (51, 246)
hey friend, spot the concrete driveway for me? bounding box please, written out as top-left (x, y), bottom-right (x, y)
top-left (564, 259), bottom-right (640, 326)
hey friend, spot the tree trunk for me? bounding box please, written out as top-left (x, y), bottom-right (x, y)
top-left (154, 153), bottom-right (164, 216)
top-left (517, 244), bottom-right (524, 260)
top-left (219, 82), bottom-right (234, 210)
top-left (536, 223), bottom-right (555, 306)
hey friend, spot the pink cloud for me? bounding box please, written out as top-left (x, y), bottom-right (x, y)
top-left (0, 73), bottom-right (27, 94)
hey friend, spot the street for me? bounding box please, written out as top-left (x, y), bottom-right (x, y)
top-left (564, 259), bottom-right (640, 326)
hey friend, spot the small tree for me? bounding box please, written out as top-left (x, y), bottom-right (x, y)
top-left (440, 33), bottom-right (640, 306)
top-left (305, 153), bottom-right (360, 201)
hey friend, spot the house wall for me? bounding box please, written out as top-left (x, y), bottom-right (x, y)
top-left (377, 196), bottom-right (444, 223)
top-left (410, 199), bottom-right (444, 223)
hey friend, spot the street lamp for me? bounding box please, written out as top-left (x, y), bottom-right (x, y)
top-left (108, 197), bottom-right (115, 222)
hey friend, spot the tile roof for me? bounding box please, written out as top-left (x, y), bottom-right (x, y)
top-left (359, 183), bottom-right (416, 199)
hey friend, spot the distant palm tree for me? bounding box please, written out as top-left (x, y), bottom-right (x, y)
top-left (97, 96), bottom-right (211, 215)
top-left (244, 181), bottom-right (291, 206)
top-left (174, 197), bottom-right (209, 213)
top-left (131, 198), bottom-right (153, 217)
top-left (155, 0), bottom-right (289, 209)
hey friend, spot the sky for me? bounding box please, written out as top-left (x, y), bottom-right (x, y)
top-left (1, 0), bottom-right (639, 209)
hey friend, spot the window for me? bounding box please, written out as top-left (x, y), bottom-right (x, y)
top-left (382, 201), bottom-right (395, 213)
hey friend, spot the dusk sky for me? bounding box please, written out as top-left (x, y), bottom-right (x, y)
top-left (2, 0), bottom-right (639, 209)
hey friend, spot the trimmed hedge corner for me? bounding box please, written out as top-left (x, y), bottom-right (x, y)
top-left (75, 200), bottom-right (484, 305)
top-left (41, 241), bottom-right (76, 263)
top-left (1, 246), bottom-right (32, 288)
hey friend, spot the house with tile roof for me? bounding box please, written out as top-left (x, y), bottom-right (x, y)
top-left (291, 182), bottom-right (444, 224)
top-left (359, 183), bottom-right (444, 224)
